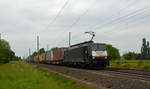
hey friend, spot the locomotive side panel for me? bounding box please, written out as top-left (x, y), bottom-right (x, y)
top-left (64, 46), bottom-right (86, 63)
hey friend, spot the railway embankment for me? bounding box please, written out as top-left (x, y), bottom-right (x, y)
top-left (0, 61), bottom-right (89, 89)
top-left (36, 64), bottom-right (150, 89)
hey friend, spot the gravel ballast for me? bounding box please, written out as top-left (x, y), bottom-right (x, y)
top-left (35, 64), bottom-right (150, 89)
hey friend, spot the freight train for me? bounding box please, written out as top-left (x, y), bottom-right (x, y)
top-left (27, 41), bottom-right (109, 68)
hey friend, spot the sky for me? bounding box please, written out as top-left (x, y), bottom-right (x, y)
top-left (0, 0), bottom-right (150, 57)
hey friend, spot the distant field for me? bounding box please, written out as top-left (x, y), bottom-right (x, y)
top-left (109, 60), bottom-right (150, 71)
top-left (0, 61), bottom-right (89, 89)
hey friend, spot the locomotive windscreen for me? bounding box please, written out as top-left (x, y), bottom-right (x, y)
top-left (91, 44), bottom-right (107, 51)
top-left (91, 44), bottom-right (107, 57)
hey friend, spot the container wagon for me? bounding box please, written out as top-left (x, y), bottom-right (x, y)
top-left (45, 50), bottom-right (53, 64)
top-left (39, 53), bottom-right (45, 63)
top-left (51, 48), bottom-right (67, 64)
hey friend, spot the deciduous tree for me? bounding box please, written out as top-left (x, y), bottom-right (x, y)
top-left (106, 44), bottom-right (120, 60)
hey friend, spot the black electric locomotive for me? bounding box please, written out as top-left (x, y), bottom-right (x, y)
top-left (63, 41), bottom-right (109, 67)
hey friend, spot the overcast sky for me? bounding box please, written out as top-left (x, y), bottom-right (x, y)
top-left (1, 0), bottom-right (150, 57)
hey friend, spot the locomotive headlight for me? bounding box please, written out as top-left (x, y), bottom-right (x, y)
top-left (93, 56), bottom-right (95, 59)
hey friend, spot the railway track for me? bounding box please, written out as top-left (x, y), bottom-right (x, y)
top-left (59, 66), bottom-right (150, 82)
top-left (100, 68), bottom-right (150, 82)
top-left (107, 68), bottom-right (150, 76)
top-left (37, 63), bottom-right (150, 82)
top-left (73, 68), bottom-right (150, 82)
top-left (33, 63), bottom-right (150, 89)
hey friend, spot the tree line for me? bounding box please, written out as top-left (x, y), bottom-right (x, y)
top-left (0, 39), bottom-right (21, 63)
top-left (123, 38), bottom-right (150, 60)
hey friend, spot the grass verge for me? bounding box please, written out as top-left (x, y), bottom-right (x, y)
top-left (109, 60), bottom-right (150, 71)
top-left (0, 61), bottom-right (89, 89)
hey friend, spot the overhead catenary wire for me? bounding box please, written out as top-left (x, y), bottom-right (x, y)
top-left (70, 0), bottom-right (139, 42)
top-left (45, 1), bottom-right (150, 49)
top-left (71, 4), bottom-right (150, 43)
top-left (101, 10), bottom-right (150, 36)
top-left (79, 0), bottom-right (138, 31)
top-left (44, 0), bottom-right (70, 30)
top-left (47, 0), bottom-right (134, 47)
top-left (117, 15), bottom-right (150, 34)
top-left (92, 7), bottom-right (150, 43)
top-left (68, 0), bottom-right (98, 30)
top-left (50, 0), bottom-right (98, 47)
top-left (41, 0), bottom-right (70, 49)
top-left (95, 7), bottom-right (150, 39)
top-left (115, 0), bottom-right (138, 14)
top-left (73, 4), bottom-right (150, 40)
top-left (103, 8), bottom-right (150, 32)
top-left (46, 0), bottom-right (126, 47)
top-left (91, 5), bottom-right (150, 31)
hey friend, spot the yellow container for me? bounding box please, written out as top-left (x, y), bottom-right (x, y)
top-left (39, 53), bottom-right (45, 62)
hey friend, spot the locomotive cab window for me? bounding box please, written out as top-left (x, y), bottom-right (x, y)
top-left (90, 44), bottom-right (108, 58)
top-left (91, 44), bottom-right (107, 51)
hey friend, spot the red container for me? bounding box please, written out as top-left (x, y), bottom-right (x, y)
top-left (52, 48), bottom-right (63, 61)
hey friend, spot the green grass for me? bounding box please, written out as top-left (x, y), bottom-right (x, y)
top-left (0, 61), bottom-right (89, 89)
top-left (109, 60), bottom-right (150, 71)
